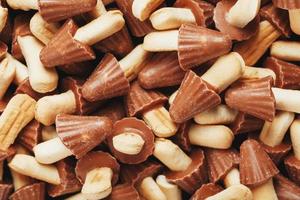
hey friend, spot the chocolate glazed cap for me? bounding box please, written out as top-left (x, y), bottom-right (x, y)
top-left (56, 114), bottom-right (112, 159)
top-left (178, 24), bottom-right (232, 70)
top-left (38, 0), bottom-right (97, 22)
top-left (10, 183), bottom-right (45, 200)
top-left (272, 0), bottom-right (300, 9)
top-left (75, 151), bottom-right (120, 185)
top-left (205, 148), bottom-right (240, 183)
top-left (125, 81), bottom-right (168, 117)
top-left (190, 183), bottom-right (223, 200)
top-left (274, 174), bottom-right (300, 200)
top-left (264, 57), bottom-right (300, 89)
top-left (0, 184), bottom-right (13, 200)
top-left (166, 148), bottom-right (208, 194)
top-left (106, 184), bottom-right (140, 200)
top-left (214, 0), bottom-right (260, 41)
top-left (115, 0), bottom-right (154, 37)
top-left (107, 117), bottom-right (154, 164)
top-left (40, 19), bottom-right (95, 67)
top-left (174, 0), bottom-right (215, 27)
top-left (48, 158), bottom-right (82, 197)
top-left (225, 76), bottom-right (276, 122)
top-left (138, 52), bottom-right (185, 89)
top-left (260, 3), bottom-right (292, 37)
top-left (240, 139), bottom-right (279, 187)
top-left (17, 119), bottom-right (42, 151)
top-left (82, 53), bottom-right (130, 102)
top-left (170, 70), bottom-right (221, 123)
top-left (61, 77), bottom-right (104, 115)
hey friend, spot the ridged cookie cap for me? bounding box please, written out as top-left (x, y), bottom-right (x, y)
top-left (284, 155), bottom-right (300, 185)
top-left (230, 112), bottom-right (264, 135)
top-left (17, 119), bottom-right (42, 151)
top-left (166, 149), bottom-right (207, 194)
top-left (138, 52), bottom-right (185, 89)
top-left (115, 0), bottom-right (154, 37)
top-left (274, 174), bottom-right (300, 200)
top-left (240, 139), bottom-right (279, 187)
top-left (272, 0), bottom-right (300, 9)
top-left (56, 114), bottom-right (112, 159)
top-left (264, 57), bottom-right (300, 89)
top-left (190, 183), bottom-right (223, 200)
top-left (260, 3), bottom-right (291, 37)
top-left (107, 117), bottom-right (154, 164)
top-left (38, 0), bottom-right (97, 22)
top-left (170, 71), bottom-right (221, 123)
top-left (48, 158), bottom-right (82, 197)
top-left (40, 19), bottom-right (95, 67)
top-left (126, 81), bottom-right (167, 117)
top-left (106, 184), bottom-right (140, 200)
top-left (61, 77), bottom-right (104, 115)
top-left (205, 148), bottom-right (240, 183)
top-left (225, 76), bottom-right (276, 122)
top-left (82, 53), bottom-right (130, 102)
top-left (214, 0), bottom-right (260, 41)
top-left (75, 151), bottom-right (120, 185)
top-left (10, 183), bottom-right (45, 200)
top-left (174, 0), bottom-right (214, 26)
top-left (178, 24), bottom-right (232, 70)
top-left (0, 184), bottom-right (13, 200)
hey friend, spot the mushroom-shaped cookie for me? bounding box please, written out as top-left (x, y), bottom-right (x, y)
top-left (82, 45), bottom-right (151, 102)
top-left (75, 151), bottom-right (120, 200)
top-left (107, 117), bottom-right (154, 164)
top-left (33, 114), bottom-right (112, 164)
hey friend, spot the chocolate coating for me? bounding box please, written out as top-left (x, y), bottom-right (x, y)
top-left (82, 53), bottom-right (130, 102)
top-left (17, 119), bottom-right (42, 151)
top-left (10, 183), bottom-right (45, 200)
top-left (38, 0), bottom-right (97, 22)
top-left (75, 151), bottom-right (120, 185)
top-left (40, 19), bottom-right (95, 67)
top-left (107, 117), bottom-right (154, 164)
top-left (214, 0), bottom-right (260, 41)
top-left (56, 114), bottom-right (112, 159)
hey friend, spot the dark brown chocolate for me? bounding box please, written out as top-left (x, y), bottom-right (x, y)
top-left (48, 158), bottom-right (82, 197)
top-left (115, 0), bottom-right (154, 37)
top-left (264, 57), bottom-right (300, 89)
top-left (214, 0), bottom-right (260, 41)
top-left (94, 26), bottom-right (134, 57)
top-left (190, 183), bottom-right (223, 200)
top-left (0, 41), bottom-right (7, 60)
top-left (166, 149), bottom-right (207, 194)
top-left (285, 155), bottom-right (300, 185)
top-left (240, 139), bottom-right (279, 187)
top-left (138, 52), bottom-right (186, 89)
top-left (56, 114), bottom-right (112, 159)
top-left (0, 146), bottom-right (16, 161)
top-left (38, 0), bottom-right (97, 22)
top-left (17, 119), bottom-right (42, 151)
top-left (106, 184), bottom-right (140, 200)
top-left (262, 142), bottom-right (292, 165)
top-left (107, 117), bottom-right (154, 164)
top-left (274, 174), bottom-right (300, 200)
top-left (230, 112), bottom-right (264, 135)
top-left (260, 3), bottom-right (292, 37)
top-left (205, 148), bottom-right (240, 183)
top-left (225, 76), bottom-right (276, 122)
top-left (93, 99), bottom-right (126, 123)
top-left (75, 151), bottom-right (120, 185)
top-left (174, 120), bottom-right (192, 152)
top-left (178, 24), bottom-right (232, 70)
top-left (120, 160), bottom-right (163, 186)
top-left (10, 183), bottom-right (45, 200)
top-left (272, 0), bottom-right (300, 9)
top-left (11, 14), bottom-right (31, 61)
top-left (61, 77), bottom-right (104, 115)
top-left (170, 71), bottom-right (221, 123)
top-left (0, 184), bottom-right (13, 200)
top-left (174, 0), bottom-right (214, 27)
top-left (58, 61), bottom-right (95, 76)
top-left (40, 19), bottom-right (95, 67)
top-left (125, 81), bottom-right (168, 117)
top-left (15, 79), bottom-right (56, 101)
top-left (82, 53), bottom-right (130, 102)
